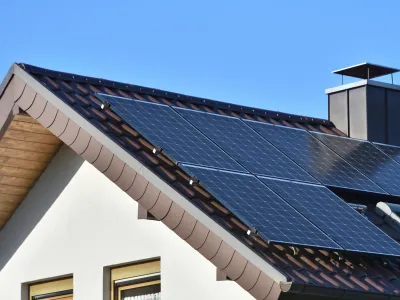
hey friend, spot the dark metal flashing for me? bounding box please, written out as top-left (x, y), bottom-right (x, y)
top-left (17, 63), bottom-right (332, 126)
top-left (0, 64), bottom-right (15, 98)
top-left (0, 66), bottom-right (22, 141)
top-left (288, 283), bottom-right (400, 300)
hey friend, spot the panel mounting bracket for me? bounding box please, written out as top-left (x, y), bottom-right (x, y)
top-left (100, 100), bottom-right (111, 110)
top-left (152, 146), bottom-right (163, 155)
top-left (189, 176), bottom-right (200, 186)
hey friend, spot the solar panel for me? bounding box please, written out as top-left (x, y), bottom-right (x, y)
top-left (374, 143), bottom-right (400, 163)
top-left (174, 108), bottom-right (317, 183)
top-left (245, 120), bottom-right (386, 194)
top-left (182, 164), bottom-right (341, 250)
top-left (314, 133), bottom-right (400, 197)
top-left (261, 178), bottom-right (400, 256)
top-left (99, 94), bottom-right (245, 172)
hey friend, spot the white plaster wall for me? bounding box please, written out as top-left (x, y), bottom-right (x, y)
top-left (0, 146), bottom-right (254, 300)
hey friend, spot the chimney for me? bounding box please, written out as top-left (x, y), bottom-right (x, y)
top-left (327, 63), bottom-right (400, 145)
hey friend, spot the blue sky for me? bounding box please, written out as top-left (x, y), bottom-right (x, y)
top-left (0, 0), bottom-right (399, 119)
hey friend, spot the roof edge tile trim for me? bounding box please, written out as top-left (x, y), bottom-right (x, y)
top-left (17, 63), bottom-right (333, 127)
top-left (0, 75), bottom-right (22, 141)
top-left (6, 64), bottom-right (288, 300)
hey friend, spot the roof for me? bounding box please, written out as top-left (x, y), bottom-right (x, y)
top-left (332, 62), bottom-right (400, 80)
top-left (1, 62), bottom-right (400, 299)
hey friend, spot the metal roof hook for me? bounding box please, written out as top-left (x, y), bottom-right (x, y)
top-left (189, 176), bottom-right (200, 186)
top-left (101, 100), bottom-right (111, 110)
top-left (247, 226), bottom-right (258, 236)
top-left (289, 246), bottom-right (300, 256)
top-left (381, 257), bottom-right (389, 266)
top-left (152, 146), bottom-right (163, 155)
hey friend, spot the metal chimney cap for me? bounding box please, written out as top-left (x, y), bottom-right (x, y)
top-left (333, 62), bottom-right (400, 79)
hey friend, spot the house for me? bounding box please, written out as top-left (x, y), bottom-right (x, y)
top-left (0, 62), bottom-right (399, 299)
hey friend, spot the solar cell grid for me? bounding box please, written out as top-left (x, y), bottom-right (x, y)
top-left (99, 94), bottom-right (245, 172)
top-left (182, 164), bottom-right (341, 249)
top-left (314, 133), bottom-right (400, 197)
top-left (261, 178), bottom-right (400, 256)
top-left (174, 107), bottom-right (317, 183)
top-left (374, 143), bottom-right (400, 163)
top-left (245, 120), bottom-right (386, 194)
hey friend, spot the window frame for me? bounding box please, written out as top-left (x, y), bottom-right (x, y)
top-left (29, 277), bottom-right (73, 300)
top-left (110, 259), bottom-right (160, 300)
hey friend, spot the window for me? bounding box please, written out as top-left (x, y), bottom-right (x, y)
top-left (111, 260), bottom-right (160, 300)
top-left (29, 277), bottom-right (73, 300)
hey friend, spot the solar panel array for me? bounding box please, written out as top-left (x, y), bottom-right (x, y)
top-left (182, 165), bottom-right (341, 249)
top-left (245, 121), bottom-right (386, 194)
top-left (314, 133), bottom-right (400, 197)
top-left (99, 95), bottom-right (244, 172)
top-left (374, 143), bottom-right (400, 163)
top-left (260, 178), bottom-right (400, 255)
top-left (175, 107), bottom-right (317, 183)
top-left (99, 93), bottom-right (400, 257)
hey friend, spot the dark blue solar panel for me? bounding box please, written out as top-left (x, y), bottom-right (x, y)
top-left (174, 108), bottom-right (317, 183)
top-left (245, 120), bottom-right (386, 194)
top-left (99, 94), bottom-right (244, 172)
top-left (261, 178), bottom-right (400, 256)
top-left (182, 164), bottom-right (341, 250)
top-left (374, 143), bottom-right (400, 163)
top-left (314, 133), bottom-right (400, 197)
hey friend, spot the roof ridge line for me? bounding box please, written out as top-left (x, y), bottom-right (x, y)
top-left (17, 62), bottom-right (333, 127)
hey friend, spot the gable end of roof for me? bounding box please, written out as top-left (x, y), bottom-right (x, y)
top-left (3, 63), bottom-right (289, 300)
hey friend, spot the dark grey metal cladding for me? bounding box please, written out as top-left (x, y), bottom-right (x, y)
top-left (328, 83), bottom-right (400, 146)
top-left (261, 178), bottom-right (400, 256)
top-left (245, 121), bottom-right (386, 194)
top-left (174, 107), bottom-right (317, 183)
top-left (328, 91), bottom-right (348, 136)
top-left (182, 164), bottom-right (341, 250)
top-left (387, 90), bottom-right (400, 145)
top-left (366, 86), bottom-right (386, 143)
top-left (313, 133), bottom-right (400, 197)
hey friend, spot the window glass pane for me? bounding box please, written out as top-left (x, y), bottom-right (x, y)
top-left (121, 283), bottom-right (161, 300)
